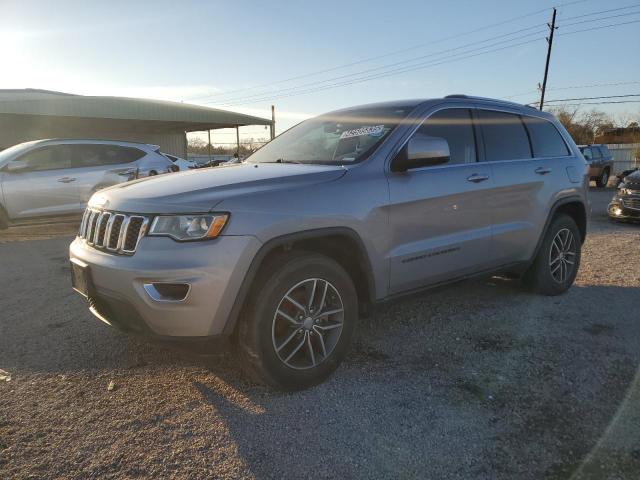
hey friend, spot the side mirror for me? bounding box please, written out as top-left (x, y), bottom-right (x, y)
top-left (3, 160), bottom-right (29, 173)
top-left (391, 134), bottom-right (450, 172)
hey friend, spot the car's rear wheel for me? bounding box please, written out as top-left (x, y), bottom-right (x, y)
top-left (523, 214), bottom-right (581, 296)
top-left (237, 251), bottom-right (357, 390)
top-left (596, 168), bottom-right (609, 188)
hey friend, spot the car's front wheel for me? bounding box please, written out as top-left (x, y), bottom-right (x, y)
top-left (523, 214), bottom-right (581, 295)
top-left (237, 252), bottom-right (357, 390)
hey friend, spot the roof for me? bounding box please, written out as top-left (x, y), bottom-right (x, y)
top-left (326, 96), bottom-right (541, 118)
top-left (0, 90), bottom-right (271, 131)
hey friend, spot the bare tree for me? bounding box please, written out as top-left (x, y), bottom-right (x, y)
top-left (549, 106), bottom-right (613, 144)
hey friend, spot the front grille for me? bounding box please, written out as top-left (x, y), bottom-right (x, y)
top-left (621, 197), bottom-right (640, 210)
top-left (78, 208), bottom-right (149, 255)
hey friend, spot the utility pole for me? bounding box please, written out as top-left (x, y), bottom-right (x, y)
top-left (270, 105), bottom-right (276, 140)
top-left (539, 7), bottom-right (557, 111)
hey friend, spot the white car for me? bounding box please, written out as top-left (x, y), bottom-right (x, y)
top-left (164, 154), bottom-right (198, 171)
top-left (0, 139), bottom-right (177, 228)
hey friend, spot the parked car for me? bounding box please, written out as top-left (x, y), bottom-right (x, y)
top-left (609, 168), bottom-right (640, 221)
top-left (164, 153), bottom-right (197, 171)
top-left (70, 96), bottom-right (588, 389)
top-left (0, 139), bottom-right (175, 228)
top-left (578, 144), bottom-right (613, 188)
top-left (614, 167), bottom-right (638, 188)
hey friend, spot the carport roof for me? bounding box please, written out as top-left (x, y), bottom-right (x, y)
top-left (0, 92), bottom-right (272, 132)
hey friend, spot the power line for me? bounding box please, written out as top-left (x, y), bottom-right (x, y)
top-left (559, 2), bottom-right (640, 21)
top-left (537, 94), bottom-right (640, 103)
top-left (211, 17), bottom-right (639, 107)
top-left (556, 17), bottom-right (640, 36)
top-left (560, 9), bottom-right (640, 28)
top-left (213, 36), bottom-right (547, 107)
top-left (207, 27), bottom-right (548, 106)
top-left (506, 81), bottom-right (640, 99)
top-left (546, 100), bottom-right (640, 105)
top-left (186, 0), bottom-right (591, 102)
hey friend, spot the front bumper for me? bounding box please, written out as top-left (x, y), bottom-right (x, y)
top-left (608, 197), bottom-right (640, 220)
top-left (69, 234), bottom-right (261, 337)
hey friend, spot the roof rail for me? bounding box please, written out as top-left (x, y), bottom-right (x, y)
top-left (444, 94), bottom-right (542, 110)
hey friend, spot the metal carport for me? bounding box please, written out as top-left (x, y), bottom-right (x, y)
top-left (0, 89), bottom-right (272, 157)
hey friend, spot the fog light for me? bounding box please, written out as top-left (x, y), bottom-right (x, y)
top-left (143, 283), bottom-right (191, 302)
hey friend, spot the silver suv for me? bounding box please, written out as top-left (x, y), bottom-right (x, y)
top-left (69, 96), bottom-right (589, 389)
top-left (0, 139), bottom-right (175, 228)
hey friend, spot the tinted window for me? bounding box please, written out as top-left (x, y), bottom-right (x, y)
top-left (71, 145), bottom-right (146, 167)
top-left (581, 147), bottom-right (593, 160)
top-left (478, 110), bottom-right (531, 161)
top-left (16, 145), bottom-right (72, 171)
top-left (522, 116), bottom-right (569, 157)
top-left (416, 109), bottom-right (476, 164)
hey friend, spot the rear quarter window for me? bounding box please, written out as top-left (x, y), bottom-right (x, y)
top-left (522, 116), bottom-right (570, 157)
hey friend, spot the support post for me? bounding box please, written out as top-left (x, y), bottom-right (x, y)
top-left (539, 8), bottom-right (557, 111)
top-left (270, 105), bottom-right (276, 140)
top-left (207, 129), bottom-right (212, 162)
top-left (236, 126), bottom-right (240, 159)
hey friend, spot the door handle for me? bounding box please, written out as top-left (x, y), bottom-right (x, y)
top-left (466, 173), bottom-right (489, 183)
top-left (57, 177), bottom-right (77, 183)
top-left (535, 167), bottom-right (552, 175)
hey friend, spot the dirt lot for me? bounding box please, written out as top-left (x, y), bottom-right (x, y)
top-left (1, 188), bottom-right (639, 479)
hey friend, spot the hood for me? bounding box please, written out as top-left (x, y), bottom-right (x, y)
top-left (89, 163), bottom-right (347, 214)
top-left (623, 169), bottom-right (640, 188)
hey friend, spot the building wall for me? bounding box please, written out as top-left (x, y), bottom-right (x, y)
top-left (607, 143), bottom-right (640, 173)
top-left (0, 115), bottom-right (186, 156)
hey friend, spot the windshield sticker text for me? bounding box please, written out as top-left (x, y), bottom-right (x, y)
top-left (340, 125), bottom-right (385, 139)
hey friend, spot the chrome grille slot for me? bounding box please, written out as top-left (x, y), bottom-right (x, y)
top-left (107, 215), bottom-right (124, 250)
top-left (622, 197), bottom-right (640, 210)
top-left (95, 212), bottom-right (111, 246)
top-left (87, 211), bottom-right (99, 244)
top-left (122, 216), bottom-right (146, 253)
top-left (77, 208), bottom-right (149, 255)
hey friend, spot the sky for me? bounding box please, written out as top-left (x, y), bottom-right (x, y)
top-left (1, 0), bottom-right (639, 143)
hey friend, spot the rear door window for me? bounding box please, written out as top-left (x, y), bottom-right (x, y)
top-left (72, 145), bottom-right (146, 167)
top-left (522, 116), bottom-right (570, 157)
top-left (417, 108), bottom-right (477, 164)
top-left (477, 110), bottom-right (532, 161)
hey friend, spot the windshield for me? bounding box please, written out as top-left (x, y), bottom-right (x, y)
top-left (247, 105), bottom-right (414, 165)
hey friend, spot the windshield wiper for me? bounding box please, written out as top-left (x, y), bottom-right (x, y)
top-left (273, 158), bottom-right (303, 164)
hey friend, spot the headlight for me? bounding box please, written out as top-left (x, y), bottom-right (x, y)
top-left (617, 183), bottom-right (633, 196)
top-left (149, 214), bottom-right (228, 241)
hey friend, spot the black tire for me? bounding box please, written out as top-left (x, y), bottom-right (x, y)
top-left (236, 251), bottom-right (358, 390)
top-left (148, 170), bottom-right (158, 177)
top-left (596, 168), bottom-right (610, 188)
top-left (523, 214), bottom-right (581, 296)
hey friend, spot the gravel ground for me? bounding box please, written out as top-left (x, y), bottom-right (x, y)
top-left (1, 188), bottom-right (640, 479)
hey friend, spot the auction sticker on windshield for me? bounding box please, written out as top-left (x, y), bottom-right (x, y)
top-left (340, 125), bottom-right (385, 139)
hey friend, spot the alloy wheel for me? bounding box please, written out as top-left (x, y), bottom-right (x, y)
top-left (271, 278), bottom-right (344, 370)
top-left (549, 228), bottom-right (577, 284)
